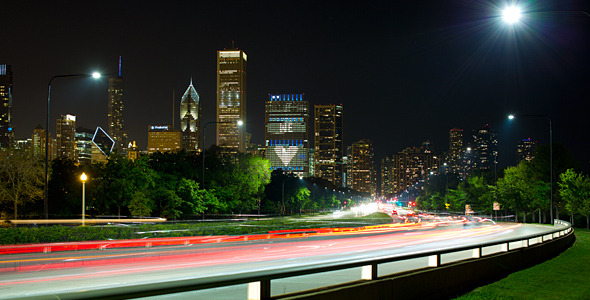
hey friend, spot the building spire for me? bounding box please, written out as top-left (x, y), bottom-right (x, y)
top-left (190, 77), bottom-right (193, 86)
top-left (118, 56), bottom-right (122, 77)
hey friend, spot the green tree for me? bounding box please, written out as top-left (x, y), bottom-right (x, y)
top-left (558, 169), bottom-right (590, 227)
top-left (0, 149), bottom-right (44, 219)
top-left (128, 191), bottom-right (153, 217)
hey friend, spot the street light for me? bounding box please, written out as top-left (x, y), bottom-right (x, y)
top-left (201, 120), bottom-right (243, 189)
top-left (45, 73), bottom-right (102, 219)
top-left (502, 6), bottom-right (522, 24)
top-left (80, 172), bottom-right (88, 226)
top-left (508, 114), bottom-right (553, 224)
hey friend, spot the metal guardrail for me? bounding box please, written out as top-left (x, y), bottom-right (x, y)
top-left (16, 220), bottom-right (573, 300)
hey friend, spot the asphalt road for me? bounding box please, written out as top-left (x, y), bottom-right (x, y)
top-left (0, 220), bottom-right (557, 299)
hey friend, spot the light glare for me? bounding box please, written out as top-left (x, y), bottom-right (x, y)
top-left (91, 72), bottom-right (101, 79)
top-left (502, 6), bottom-right (521, 24)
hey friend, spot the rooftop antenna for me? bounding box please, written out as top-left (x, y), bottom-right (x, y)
top-left (232, 40), bottom-right (235, 49)
top-left (118, 56), bottom-right (122, 77)
top-left (172, 89), bottom-right (175, 129)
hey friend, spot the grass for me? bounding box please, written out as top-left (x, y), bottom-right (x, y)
top-left (0, 212), bottom-right (393, 245)
top-left (455, 229), bottom-right (590, 300)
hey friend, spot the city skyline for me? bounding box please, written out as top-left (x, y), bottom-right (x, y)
top-left (1, 1), bottom-right (589, 171)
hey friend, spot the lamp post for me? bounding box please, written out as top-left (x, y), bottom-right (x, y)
top-left (45, 72), bottom-right (101, 219)
top-left (508, 114), bottom-right (553, 224)
top-left (281, 177), bottom-right (287, 217)
top-left (201, 120), bottom-right (243, 189)
top-left (80, 172), bottom-right (88, 226)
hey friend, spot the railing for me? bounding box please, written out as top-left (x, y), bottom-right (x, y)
top-left (15, 220), bottom-right (573, 300)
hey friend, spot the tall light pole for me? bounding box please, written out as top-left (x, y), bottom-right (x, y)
top-left (80, 172), bottom-right (88, 226)
top-left (201, 120), bottom-right (243, 189)
top-left (45, 72), bottom-right (101, 219)
top-left (508, 114), bottom-right (553, 224)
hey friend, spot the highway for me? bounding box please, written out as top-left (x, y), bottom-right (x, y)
top-left (0, 217), bottom-right (557, 299)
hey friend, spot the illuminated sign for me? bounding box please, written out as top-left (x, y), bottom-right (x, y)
top-left (150, 125), bottom-right (169, 130)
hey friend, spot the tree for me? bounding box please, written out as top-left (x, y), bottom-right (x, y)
top-left (0, 149), bottom-right (44, 219)
top-left (558, 169), bottom-right (590, 227)
top-left (128, 191), bottom-right (153, 218)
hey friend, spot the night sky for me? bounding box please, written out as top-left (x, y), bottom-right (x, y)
top-left (2, 0), bottom-right (589, 171)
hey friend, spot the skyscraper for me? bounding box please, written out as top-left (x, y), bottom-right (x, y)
top-left (471, 124), bottom-right (498, 171)
top-left (180, 79), bottom-right (201, 152)
top-left (448, 128), bottom-right (464, 174)
top-left (265, 94), bottom-right (310, 177)
top-left (0, 64), bottom-right (13, 148)
top-left (107, 57), bottom-right (127, 152)
top-left (314, 104), bottom-right (343, 187)
top-left (76, 127), bottom-right (94, 164)
top-left (385, 144), bottom-right (437, 195)
top-left (56, 114), bottom-right (76, 160)
top-left (348, 139), bottom-right (376, 195)
top-left (217, 48), bottom-right (247, 153)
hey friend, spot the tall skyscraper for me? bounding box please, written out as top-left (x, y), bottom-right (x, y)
top-left (448, 128), bottom-right (464, 174)
top-left (147, 125), bottom-right (181, 155)
top-left (517, 138), bottom-right (537, 162)
top-left (381, 156), bottom-right (393, 196)
top-left (314, 104), bottom-right (343, 187)
top-left (0, 64), bottom-right (14, 148)
top-left (180, 79), bottom-right (201, 152)
top-left (217, 48), bottom-right (247, 153)
top-left (471, 124), bottom-right (498, 171)
top-left (56, 114), bottom-right (76, 159)
top-left (348, 139), bottom-right (376, 195)
top-left (107, 57), bottom-right (127, 152)
top-left (265, 94), bottom-right (310, 177)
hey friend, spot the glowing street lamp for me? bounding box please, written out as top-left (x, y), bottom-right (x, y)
top-left (502, 6), bottom-right (522, 24)
top-left (80, 172), bottom-right (88, 226)
top-left (45, 72), bottom-right (102, 219)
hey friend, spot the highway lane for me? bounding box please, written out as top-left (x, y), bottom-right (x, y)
top-left (0, 222), bottom-right (557, 299)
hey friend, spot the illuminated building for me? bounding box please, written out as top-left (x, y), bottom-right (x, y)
top-left (348, 139), bottom-right (376, 195)
top-left (180, 79), bottom-right (201, 152)
top-left (32, 125), bottom-right (54, 158)
top-left (385, 143), bottom-right (437, 195)
top-left (448, 128), bottom-right (464, 174)
top-left (517, 138), bottom-right (536, 162)
top-left (217, 48), bottom-right (247, 153)
top-left (380, 156), bottom-right (393, 196)
top-left (127, 141), bottom-right (140, 161)
top-left (265, 94), bottom-right (309, 177)
top-left (56, 114), bottom-right (76, 159)
top-left (471, 124), bottom-right (498, 171)
top-left (147, 125), bottom-right (181, 155)
top-left (14, 139), bottom-right (30, 150)
top-left (107, 57), bottom-right (128, 152)
top-left (314, 104), bottom-right (343, 187)
top-left (0, 64), bottom-right (13, 148)
top-left (76, 127), bottom-right (94, 164)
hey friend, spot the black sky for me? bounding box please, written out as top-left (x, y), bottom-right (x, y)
top-left (2, 0), bottom-right (589, 170)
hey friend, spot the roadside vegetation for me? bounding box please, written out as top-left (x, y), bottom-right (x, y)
top-left (455, 229), bottom-right (590, 300)
top-left (0, 212), bottom-right (392, 245)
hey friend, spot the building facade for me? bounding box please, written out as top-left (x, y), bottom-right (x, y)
top-left (448, 128), bottom-right (464, 174)
top-left (56, 114), bottom-right (76, 160)
top-left (380, 156), bottom-right (393, 196)
top-left (0, 64), bottom-right (13, 148)
top-left (180, 79), bottom-right (201, 152)
top-left (107, 58), bottom-right (127, 152)
top-left (471, 124), bottom-right (498, 171)
top-left (348, 139), bottom-right (376, 195)
top-left (517, 138), bottom-right (536, 162)
top-left (147, 125), bottom-right (181, 155)
top-left (265, 94), bottom-right (309, 177)
top-left (76, 127), bottom-right (94, 164)
top-left (384, 144), bottom-right (437, 195)
top-left (314, 104), bottom-right (343, 187)
top-left (217, 49), bottom-right (247, 153)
